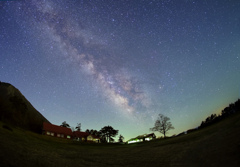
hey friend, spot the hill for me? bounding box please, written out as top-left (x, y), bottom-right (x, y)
top-left (0, 82), bottom-right (49, 133)
top-left (0, 111), bottom-right (240, 166)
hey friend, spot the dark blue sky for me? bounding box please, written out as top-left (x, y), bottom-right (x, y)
top-left (1, 0), bottom-right (240, 140)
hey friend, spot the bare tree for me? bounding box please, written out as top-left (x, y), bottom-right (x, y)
top-left (150, 114), bottom-right (174, 138)
top-left (75, 123), bottom-right (81, 131)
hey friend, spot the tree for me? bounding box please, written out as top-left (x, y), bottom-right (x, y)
top-left (89, 129), bottom-right (99, 136)
top-left (75, 123), bottom-right (81, 131)
top-left (109, 137), bottom-right (115, 143)
top-left (118, 134), bottom-right (124, 143)
top-left (150, 114), bottom-right (174, 138)
top-left (60, 121), bottom-right (70, 128)
top-left (96, 130), bottom-right (107, 143)
top-left (100, 125), bottom-right (118, 143)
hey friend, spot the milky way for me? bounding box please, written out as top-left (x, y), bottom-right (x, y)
top-left (1, 0), bottom-right (240, 140)
top-left (16, 0), bottom-right (151, 116)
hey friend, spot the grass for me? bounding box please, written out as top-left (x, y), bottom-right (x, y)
top-left (1, 113), bottom-right (240, 167)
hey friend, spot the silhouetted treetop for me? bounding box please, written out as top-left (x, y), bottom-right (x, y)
top-left (75, 123), bottom-right (81, 131)
top-left (100, 125), bottom-right (118, 143)
top-left (118, 134), bottom-right (124, 143)
top-left (60, 121), bottom-right (70, 128)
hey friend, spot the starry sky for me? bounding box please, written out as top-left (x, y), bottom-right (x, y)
top-left (0, 0), bottom-right (240, 141)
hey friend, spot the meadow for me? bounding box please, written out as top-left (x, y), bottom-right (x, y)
top-left (0, 112), bottom-right (240, 167)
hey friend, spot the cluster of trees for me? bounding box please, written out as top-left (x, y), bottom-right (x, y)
top-left (200, 99), bottom-right (240, 128)
top-left (60, 121), bottom-right (123, 143)
top-left (85, 126), bottom-right (119, 143)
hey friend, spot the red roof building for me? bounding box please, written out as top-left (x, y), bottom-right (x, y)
top-left (73, 131), bottom-right (101, 143)
top-left (42, 122), bottom-right (73, 139)
top-left (73, 131), bottom-right (89, 141)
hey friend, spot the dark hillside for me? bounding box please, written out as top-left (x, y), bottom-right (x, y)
top-left (0, 82), bottom-right (49, 133)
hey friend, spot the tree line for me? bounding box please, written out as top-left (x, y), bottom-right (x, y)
top-left (58, 99), bottom-right (240, 142)
top-left (60, 121), bottom-right (123, 143)
top-left (199, 99), bottom-right (240, 129)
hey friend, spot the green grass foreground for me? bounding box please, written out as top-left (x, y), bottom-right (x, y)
top-left (1, 114), bottom-right (240, 167)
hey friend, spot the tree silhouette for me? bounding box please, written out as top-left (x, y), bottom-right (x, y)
top-left (89, 129), bottom-right (99, 136)
top-left (110, 137), bottom-right (115, 143)
top-left (118, 134), bottom-right (124, 142)
top-left (60, 121), bottom-right (70, 128)
top-left (100, 125), bottom-right (118, 143)
top-left (150, 114), bottom-right (174, 138)
top-left (75, 123), bottom-right (81, 131)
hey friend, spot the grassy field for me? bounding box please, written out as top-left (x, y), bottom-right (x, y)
top-left (1, 113), bottom-right (240, 167)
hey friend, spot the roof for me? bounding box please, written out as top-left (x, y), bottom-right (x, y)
top-left (73, 131), bottom-right (101, 139)
top-left (145, 133), bottom-right (156, 138)
top-left (43, 122), bottom-right (72, 136)
top-left (136, 133), bottom-right (155, 139)
top-left (90, 134), bottom-right (101, 139)
top-left (128, 133), bottom-right (156, 141)
top-left (73, 131), bottom-right (89, 138)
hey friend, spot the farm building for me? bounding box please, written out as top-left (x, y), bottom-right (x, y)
top-left (42, 122), bottom-right (101, 142)
top-left (127, 133), bottom-right (156, 144)
top-left (42, 122), bottom-right (72, 139)
top-left (73, 131), bottom-right (101, 143)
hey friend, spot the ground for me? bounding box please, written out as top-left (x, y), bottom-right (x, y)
top-left (0, 113), bottom-right (240, 167)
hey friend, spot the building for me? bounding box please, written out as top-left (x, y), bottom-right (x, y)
top-left (127, 133), bottom-right (156, 144)
top-left (42, 122), bottom-right (72, 139)
top-left (42, 122), bottom-right (101, 142)
top-left (73, 131), bottom-right (101, 143)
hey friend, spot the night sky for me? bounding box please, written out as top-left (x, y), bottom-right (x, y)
top-left (1, 0), bottom-right (240, 141)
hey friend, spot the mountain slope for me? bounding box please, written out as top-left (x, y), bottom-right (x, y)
top-left (0, 82), bottom-right (49, 133)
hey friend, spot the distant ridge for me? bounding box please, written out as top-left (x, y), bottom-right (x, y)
top-left (0, 82), bottom-right (50, 133)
